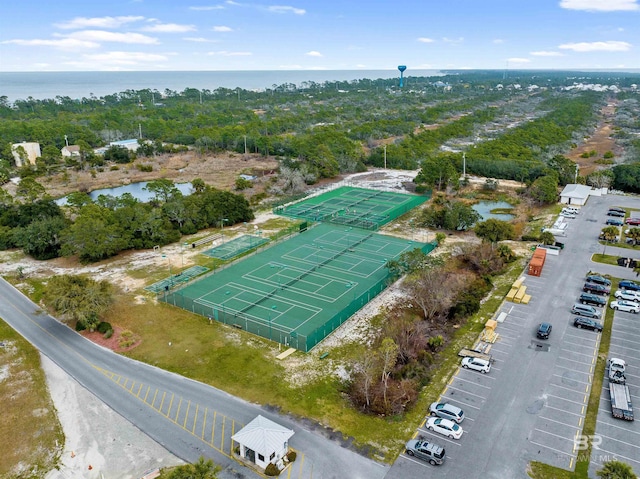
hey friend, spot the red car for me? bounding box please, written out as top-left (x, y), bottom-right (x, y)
top-left (625, 218), bottom-right (640, 226)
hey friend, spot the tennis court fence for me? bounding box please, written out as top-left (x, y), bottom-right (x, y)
top-left (160, 242), bottom-right (435, 352)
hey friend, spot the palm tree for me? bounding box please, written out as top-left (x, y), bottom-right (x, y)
top-left (625, 227), bottom-right (640, 246)
top-left (600, 226), bottom-right (619, 255)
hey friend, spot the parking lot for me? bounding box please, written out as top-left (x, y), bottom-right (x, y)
top-left (590, 304), bottom-right (640, 477)
top-left (386, 194), bottom-right (640, 479)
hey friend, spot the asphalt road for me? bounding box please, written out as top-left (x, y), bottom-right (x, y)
top-left (385, 193), bottom-right (640, 479)
top-left (0, 277), bottom-right (388, 479)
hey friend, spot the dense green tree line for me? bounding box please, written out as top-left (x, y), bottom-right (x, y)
top-left (0, 179), bottom-right (253, 262)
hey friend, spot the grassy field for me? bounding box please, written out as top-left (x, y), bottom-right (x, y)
top-left (0, 318), bottom-right (64, 478)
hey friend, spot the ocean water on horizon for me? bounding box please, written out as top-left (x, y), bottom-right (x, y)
top-left (0, 69), bottom-right (442, 102)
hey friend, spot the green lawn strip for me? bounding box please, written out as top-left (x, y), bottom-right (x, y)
top-left (528, 279), bottom-right (616, 479)
top-left (599, 239), bottom-right (639, 252)
top-left (0, 318), bottom-right (64, 478)
top-left (591, 253), bottom-right (621, 266)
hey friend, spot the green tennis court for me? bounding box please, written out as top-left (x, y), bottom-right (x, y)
top-left (201, 234), bottom-right (270, 260)
top-left (161, 223), bottom-right (434, 351)
top-left (144, 265), bottom-right (209, 293)
top-left (273, 186), bottom-right (428, 230)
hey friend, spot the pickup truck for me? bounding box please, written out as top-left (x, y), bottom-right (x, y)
top-left (610, 382), bottom-right (634, 421)
top-left (609, 358), bottom-right (626, 384)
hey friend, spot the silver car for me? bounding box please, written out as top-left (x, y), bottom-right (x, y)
top-left (429, 402), bottom-right (465, 423)
top-left (405, 438), bottom-right (445, 465)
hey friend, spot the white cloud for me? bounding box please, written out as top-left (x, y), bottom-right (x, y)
top-left (63, 30), bottom-right (159, 44)
top-left (305, 51), bottom-right (323, 57)
top-left (493, 39), bottom-right (504, 44)
top-left (1, 38), bottom-right (100, 50)
top-left (80, 51), bottom-right (169, 65)
top-left (417, 37), bottom-right (435, 43)
top-left (212, 26), bottom-right (233, 32)
top-left (508, 57), bottom-right (531, 63)
top-left (558, 40), bottom-right (632, 51)
top-left (141, 23), bottom-right (196, 33)
top-left (189, 5), bottom-right (225, 10)
top-left (530, 50), bottom-right (564, 56)
top-left (55, 16), bottom-right (145, 30)
top-left (183, 37), bottom-right (217, 42)
top-left (207, 50), bottom-right (252, 56)
top-left (559, 0), bottom-right (639, 11)
top-left (442, 37), bottom-right (464, 44)
top-left (267, 5), bottom-right (306, 15)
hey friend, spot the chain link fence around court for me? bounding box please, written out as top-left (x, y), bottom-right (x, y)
top-left (273, 186), bottom-right (428, 230)
top-left (161, 241), bottom-right (435, 352)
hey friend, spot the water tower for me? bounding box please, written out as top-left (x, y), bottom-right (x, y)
top-left (398, 65), bottom-right (407, 87)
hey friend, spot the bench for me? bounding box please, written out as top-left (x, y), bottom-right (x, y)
top-left (192, 234), bottom-right (223, 248)
top-left (232, 323), bottom-right (242, 329)
top-left (276, 347), bottom-right (297, 360)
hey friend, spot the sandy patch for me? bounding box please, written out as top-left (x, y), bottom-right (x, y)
top-left (42, 355), bottom-right (184, 479)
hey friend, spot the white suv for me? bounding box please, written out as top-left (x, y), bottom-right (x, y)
top-left (614, 289), bottom-right (640, 302)
top-left (461, 357), bottom-right (491, 374)
top-left (610, 300), bottom-right (640, 314)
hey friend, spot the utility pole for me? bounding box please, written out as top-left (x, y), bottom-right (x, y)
top-left (244, 135), bottom-right (247, 155)
top-left (463, 152), bottom-right (466, 178)
top-left (138, 123), bottom-right (142, 139)
top-left (383, 145), bottom-right (387, 170)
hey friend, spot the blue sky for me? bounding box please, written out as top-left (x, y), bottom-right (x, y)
top-left (0, 0), bottom-right (638, 71)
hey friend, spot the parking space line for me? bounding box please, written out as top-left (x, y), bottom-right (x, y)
top-left (554, 363), bottom-right (594, 375)
top-left (559, 349), bottom-right (596, 359)
top-left (549, 382), bottom-right (590, 397)
top-left (596, 419), bottom-right (640, 436)
top-left (454, 375), bottom-right (494, 387)
top-left (417, 428), bottom-right (462, 447)
top-left (609, 335), bottom-right (640, 347)
top-left (534, 428), bottom-right (575, 444)
top-left (610, 329), bottom-right (640, 340)
top-left (442, 397), bottom-right (481, 410)
top-left (552, 373), bottom-right (591, 386)
top-left (544, 404), bottom-right (584, 417)
top-left (558, 356), bottom-right (592, 366)
top-left (546, 392), bottom-right (588, 406)
top-left (589, 448), bottom-right (640, 466)
top-left (528, 440), bottom-right (574, 457)
top-left (538, 415), bottom-right (581, 430)
top-left (398, 454), bottom-right (432, 468)
top-left (594, 433), bottom-right (640, 451)
top-left (445, 385), bottom-right (487, 400)
top-left (488, 346), bottom-right (510, 355)
top-left (562, 338), bottom-right (600, 350)
top-left (562, 332), bottom-right (598, 343)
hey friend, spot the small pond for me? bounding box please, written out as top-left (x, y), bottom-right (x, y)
top-left (57, 181), bottom-right (193, 205)
top-left (472, 201), bottom-right (515, 221)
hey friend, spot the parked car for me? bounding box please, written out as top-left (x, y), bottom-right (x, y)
top-left (461, 357), bottom-right (491, 374)
top-left (579, 293), bottom-right (607, 307)
top-left (560, 212), bottom-right (577, 219)
top-left (574, 317), bottom-right (604, 332)
top-left (610, 300), bottom-right (640, 314)
top-left (586, 275), bottom-right (612, 286)
top-left (583, 282), bottom-right (610, 296)
top-left (606, 218), bottom-right (624, 226)
top-left (405, 438), bottom-right (446, 465)
top-left (429, 402), bottom-right (465, 423)
top-left (625, 218), bottom-right (640, 226)
top-left (571, 303), bottom-right (601, 318)
top-left (614, 290), bottom-right (640, 302)
top-left (619, 280), bottom-right (640, 292)
top-left (608, 207), bottom-right (626, 214)
top-left (425, 417), bottom-right (464, 440)
top-left (607, 210), bottom-right (625, 217)
top-left (616, 257), bottom-right (638, 268)
top-left (537, 322), bottom-right (552, 339)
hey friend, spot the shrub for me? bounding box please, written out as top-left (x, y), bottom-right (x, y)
top-left (286, 450), bottom-right (297, 462)
top-left (103, 328), bottom-right (114, 339)
top-left (136, 163), bottom-right (153, 172)
top-left (97, 321), bottom-right (112, 334)
top-left (75, 321), bottom-right (87, 331)
top-left (264, 462), bottom-right (280, 476)
top-left (521, 233), bottom-right (540, 241)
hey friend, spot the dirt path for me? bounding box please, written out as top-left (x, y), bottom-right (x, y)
top-left (566, 101), bottom-right (618, 176)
